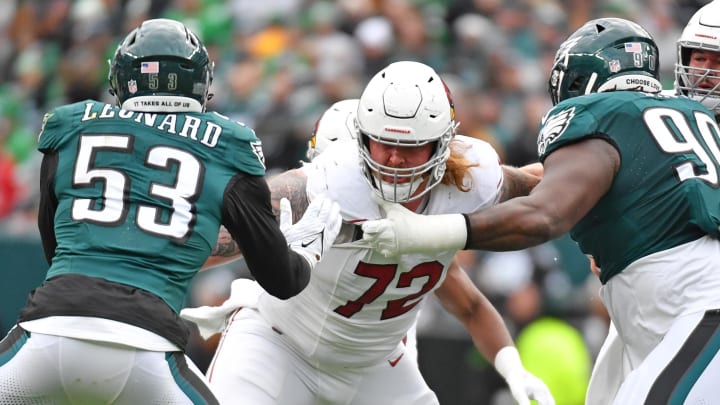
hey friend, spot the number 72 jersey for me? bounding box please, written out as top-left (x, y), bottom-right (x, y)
top-left (37, 100), bottom-right (266, 312)
top-left (537, 91), bottom-right (720, 284)
top-left (257, 136), bottom-right (503, 367)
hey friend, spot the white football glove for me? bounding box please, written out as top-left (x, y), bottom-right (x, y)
top-left (361, 194), bottom-right (468, 257)
top-left (495, 346), bottom-right (556, 405)
top-left (280, 195), bottom-right (342, 269)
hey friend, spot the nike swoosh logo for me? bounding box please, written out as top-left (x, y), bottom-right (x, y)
top-left (388, 353), bottom-right (404, 367)
top-left (301, 229), bottom-right (325, 248)
top-left (301, 237), bottom-right (318, 248)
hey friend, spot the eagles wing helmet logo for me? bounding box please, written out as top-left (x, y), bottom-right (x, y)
top-left (537, 107), bottom-right (575, 155)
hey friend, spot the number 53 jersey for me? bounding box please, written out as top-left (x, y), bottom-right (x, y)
top-left (257, 135), bottom-right (503, 367)
top-left (37, 100), bottom-right (266, 313)
top-left (537, 91), bottom-right (720, 284)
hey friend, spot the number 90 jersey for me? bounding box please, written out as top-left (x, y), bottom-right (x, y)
top-left (537, 91), bottom-right (720, 284)
top-left (37, 100), bottom-right (266, 312)
top-left (258, 135), bottom-right (503, 367)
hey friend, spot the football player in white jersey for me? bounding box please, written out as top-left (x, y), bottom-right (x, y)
top-left (185, 61), bottom-right (554, 405)
top-left (308, 97), bottom-right (427, 365)
top-left (188, 97), bottom-right (425, 366)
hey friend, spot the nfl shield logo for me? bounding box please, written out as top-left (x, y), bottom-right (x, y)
top-left (128, 80), bottom-right (137, 94)
top-left (609, 60), bottom-right (621, 73)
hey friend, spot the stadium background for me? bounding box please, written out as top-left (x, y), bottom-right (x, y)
top-left (0, 0), bottom-right (710, 403)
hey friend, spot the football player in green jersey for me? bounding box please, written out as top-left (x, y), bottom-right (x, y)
top-left (362, 18), bottom-right (720, 404)
top-left (0, 18), bottom-right (341, 404)
top-left (585, 4), bottom-right (720, 403)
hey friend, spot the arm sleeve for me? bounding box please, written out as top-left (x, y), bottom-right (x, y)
top-left (221, 173), bottom-right (311, 299)
top-left (38, 152), bottom-right (59, 265)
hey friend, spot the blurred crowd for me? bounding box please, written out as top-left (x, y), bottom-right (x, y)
top-left (0, 0), bottom-right (711, 403)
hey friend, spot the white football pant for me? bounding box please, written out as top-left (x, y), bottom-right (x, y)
top-left (207, 308), bottom-right (437, 405)
top-left (0, 328), bottom-right (216, 404)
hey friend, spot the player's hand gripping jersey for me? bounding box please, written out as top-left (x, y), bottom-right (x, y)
top-left (257, 135), bottom-right (503, 366)
top-left (538, 91), bottom-right (720, 284)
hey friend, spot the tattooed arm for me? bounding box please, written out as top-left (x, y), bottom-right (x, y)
top-left (201, 169), bottom-right (310, 271)
top-left (497, 163), bottom-right (542, 203)
top-left (202, 226), bottom-right (243, 270)
top-left (267, 168), bottom-right (311, 224)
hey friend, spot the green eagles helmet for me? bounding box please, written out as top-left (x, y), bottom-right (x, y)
top-left (108, 18), bottom-right (214, 112)
top-left (548, 17), bottom-right (661, 105)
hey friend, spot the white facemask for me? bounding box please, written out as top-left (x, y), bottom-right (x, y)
top-left (376, 176), bottom-right (426, 203)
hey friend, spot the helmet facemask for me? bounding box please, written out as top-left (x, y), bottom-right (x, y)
top-left (357, 128), bottom-right (452, 203)
top-left (675, 53), bottom-right (720, 114)
top-left (674, 0), bottom-right (720, 116)
top-left (356, 61), bottom-right (456, 203)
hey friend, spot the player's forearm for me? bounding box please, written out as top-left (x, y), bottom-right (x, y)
top-left (462, 299), bottom-right (515, 363)
top-left (248, 250), bottom-right (312, 299)
top-left (518, 162), bottom-right (543, 178)
top-left (362, 193), bottom-right (563, 256)
top-left (465, 196), bottom-right (560, 251)
top-left (201, 255), bottom-right (239, 271)
top-left (202, 227), bottom-right (243, 271)
top-left (38, 153), bottom-right (59, 265)
top-left (500, 165), bottom-right (542, 202)
top-left (436, 264), bottom-right (515, 364)
top-left (221, 173), bottom-right (311, 298)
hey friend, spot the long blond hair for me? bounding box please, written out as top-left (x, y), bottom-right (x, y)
top-left (440, 139), bottom-right (479, 192)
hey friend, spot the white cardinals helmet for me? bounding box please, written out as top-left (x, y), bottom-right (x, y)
top-left (356, 61), bottom-right (456, 203)
top-left (307, 99), bottom-right (359, 161)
